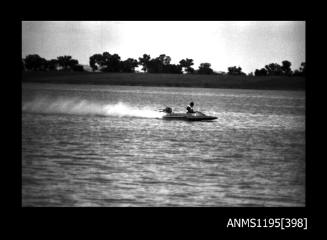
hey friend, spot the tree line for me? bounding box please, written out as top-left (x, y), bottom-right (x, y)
top-left (90, 52), bottom-right (206, 74)
top-left (22, 54), bottom-right (84, 72)
top-left (254, 61), bottom-right (306, 77)
top-left (22, 53), bottom-right (306, 77)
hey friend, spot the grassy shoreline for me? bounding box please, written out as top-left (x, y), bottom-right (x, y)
top-left (22, 72), bottom-right (305, 91)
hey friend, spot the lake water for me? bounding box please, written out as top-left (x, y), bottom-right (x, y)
top-left (22, 83), bottom-right (305, 207)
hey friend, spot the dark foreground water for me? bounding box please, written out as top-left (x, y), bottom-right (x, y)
top-left (22, 83), bottom-right (305, 207)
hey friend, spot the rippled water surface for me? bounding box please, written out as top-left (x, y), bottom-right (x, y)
top-left (22, 83), bottom-right (305, 207)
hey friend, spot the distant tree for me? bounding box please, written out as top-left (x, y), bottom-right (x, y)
top-left (89, 52), bottom-right (122, 72)
top-left (164, 56), bottom-right (171, 66)
top-left (70, 59), bottom-right (79, 67)
top-left (197, 63), bottom-right (214, 74)
top-left (72, 64), bottom-right (84, 72)
top-left (157, 54), bottom-right (171, 66)
top-left (186, 67), bottom-right (195, 74)
top-left (57, 55), bottom-right (71, 70)
top-left (138, 54), bottom-right (151, 72)
top-left (22, 59), bottom-right (25, 71)
top-left (292, 62), bottom-right (306, 76)
top-left (179, 58), bottom-right (194, 74)
top-left (281, 60), bottom-right (292, 76)
top-left (164, 64), bottom-right (182, 74)
top-left (24, 54), bottom-right (48, 71)
top-left (104, 53), bottom-right (121, 72)
top-left (139, 54), bottom-right (182, 73)
top-left (265, 63), bottom-right (283, 76)
top-left (153, 54), bottom-right (172, 73)
top-left (57, 55), bottom-right (79, 71)
top-left (227, 66), bottom-right (246, 75)
top-left (254, 68), bottom-right (268, 76)
top-left (89, 54), bottom-right (103, 71)
top-left (47, 59), bottom-right (59, 71)
top-left (147, 58), bottom-right (162, 73)
top-left (248, 72), bottom-right (254, 77)
top-left (293, 69), bottom-right (301, 76)
top-left (121, 58), bottom-right (139, 73)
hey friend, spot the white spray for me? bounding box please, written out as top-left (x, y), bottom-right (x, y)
top-left (22, 96), bottom-right (164, 119)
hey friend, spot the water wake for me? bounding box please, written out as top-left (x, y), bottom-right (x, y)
top-left (22, 96), bottom-right (164, 119)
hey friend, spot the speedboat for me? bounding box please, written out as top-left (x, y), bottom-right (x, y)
top-left (159, 107), bottom-right (217, 121)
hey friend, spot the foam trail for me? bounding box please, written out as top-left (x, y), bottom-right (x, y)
top-left (22, 96), bottom-right (164, 119)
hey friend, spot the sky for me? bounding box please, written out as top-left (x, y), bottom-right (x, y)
top-left (22, 21), bottom-right (305, 73)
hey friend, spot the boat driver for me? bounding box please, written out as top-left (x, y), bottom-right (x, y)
top-left (186, 102), bottom-right (195, 113)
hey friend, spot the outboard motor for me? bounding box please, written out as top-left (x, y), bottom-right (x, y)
top-left (163, 107), bottom-right (172, 113)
